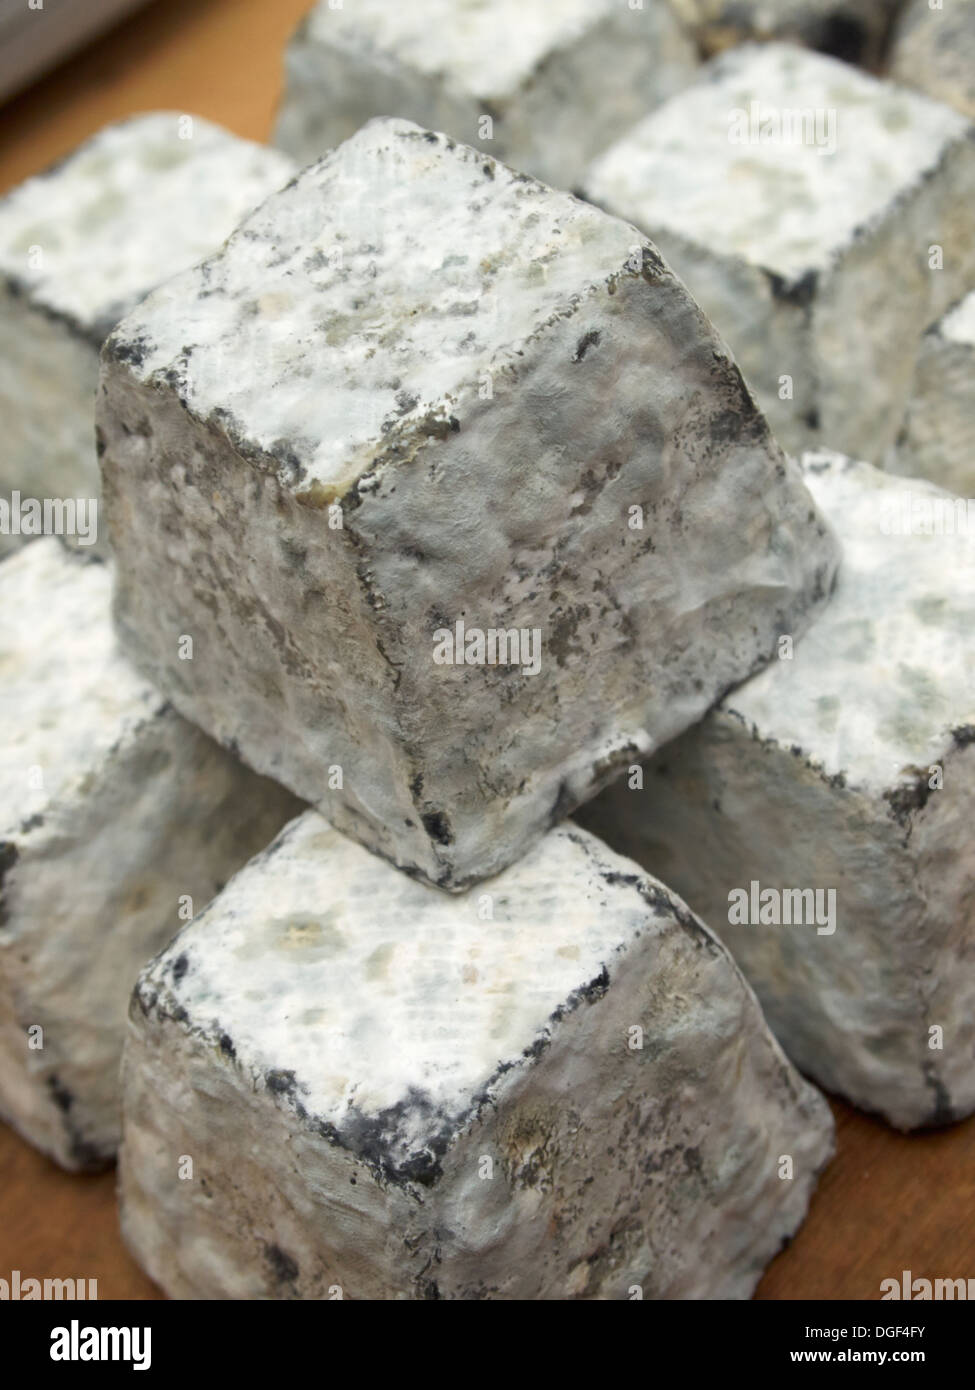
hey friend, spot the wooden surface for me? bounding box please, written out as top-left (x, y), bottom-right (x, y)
top-left (2, 1102), bottom-right (974, 1300)
top-left (0, 0), bottom-right (972, 1301)
top-left (0, 0), bottom-right (313, 196)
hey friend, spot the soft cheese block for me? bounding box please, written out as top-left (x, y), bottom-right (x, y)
top-left (579, 451), bottom-right (975, 1130)
top-left (274, 0), bottom-right (698, 190)
top-left (98, 117), bottom-right (839, 892)
top-left (889, 292), bottom-right (975, 497)
top-left (669, 0), bottom-right (902, 65)
top-left (890, 0), bottom-right (975, 121)
top-left (0, 113), bottom-right (294, 557)
top-left (0, 539), bottom-right (300, 1170)
top-left (584, 43), bottom-right (975, 461)
top-left (118, 813), bottom-right (834, 1300)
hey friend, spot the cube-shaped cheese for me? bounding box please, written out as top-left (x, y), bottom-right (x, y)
top-left (0, 113), bottom-right (293, 557)
top-left (580, 451), bottom-right (975, 1130)
top-left (274, 0), bottom-right (698, 189)
top-left (98, 117), bottom-right (839, 892)
top-left (0, 539), bottom-right (300, 1170)
top-left (890, 0), bottom-right (975, 121)
top-left (584, 43), bottom-right (975, 461)
top-left (669, 0), bottom-right (901, 65)
top-left (118, 813), bottom-right (833, 1300)
top-left (889, 291), bottom-right (975, 496)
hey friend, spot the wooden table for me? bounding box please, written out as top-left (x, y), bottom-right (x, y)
top-left (1, 0), bottom-right (972, 1300)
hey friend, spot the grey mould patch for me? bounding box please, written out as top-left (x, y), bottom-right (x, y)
top-left (316, 1086), bottom-right (460, 1190)
top-left (46, 1075), bottom-right (107, 1171)
top-left (921, 1060), bottom-right (955, 1128)
top-left (264, 1242), bottom-right (299, 1283)
top-left (883, 770), bottom-right (934, 826)
top-left (762, 267), bottom-right (819, 311)
top-left (572, 329), bottom-right (601, 362)
top-left (104, 330), bottom-right (153, 370)
top-left (0, 840), bottom-right (18, 928)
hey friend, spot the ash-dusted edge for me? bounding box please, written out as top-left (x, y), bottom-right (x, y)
top-left (0, 113), bottom-right (294, 557)
top-left (669, 0), bottom-right (902, 65)
top-left (98, 117), bottom-right (839, 892)
top-left (889, 291), bottom-right (975, 497)
top-left (274, 0), bottom-right (697, 189)
top-left (119, 814), bottom-right (833, 1300)
top-left (584, 43), bottom-right (975, 461)
top-left (581, 452), bottom-right (975, 1130)
top-left (0, 540), bottom-right (300, 1170)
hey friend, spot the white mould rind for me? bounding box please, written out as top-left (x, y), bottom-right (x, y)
top-left (580, 451), bottom-right (975, 1129)
top-left (98, 117), bottom-right (840, 891)
top-left (119, 813), bottom-right (834, 1300)
top-left (584, 43), bottom-right (975, 461)
top-left (0, 540), bottom-right (300, 1169)
top-left (274, 0), bottom-right (698, 190)
top-left (0, 113), bottom-right (294, 556)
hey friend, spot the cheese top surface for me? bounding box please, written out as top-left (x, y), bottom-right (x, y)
top-left (302, 0), bottom-right (632, 102)
top-left (108, 118), bottom-right (642, 498)
top-left (722, 451), bottom-right (975, 793)
top-left (587, 44), bottom-right (971, 283)
top-left (0, 114), bottom-right (293, 339)
top-left (145, 815), bottom-right (699, 1129)
top-left (0, 539), bottom-right (162, 820)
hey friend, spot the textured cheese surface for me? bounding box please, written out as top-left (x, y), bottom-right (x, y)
top-left (891, 0), bottom-right (975, 121)
top-left (723, 451), bottom-right (975, 795)
top-left (99, 116), bottom-right (840, 889)
top-left (586, 43), bottom-right (971, 282)
top-left (121, 814), bottom-right (834, 1298)
top-left (137, 815), bottom-right (656, 1123)
top-left (942, 290), bottom-right (975, 345)
top-left (275, 0), bottom-right (698, 190)
top-left (109, 117), bottom-right (639, 499)
top-left (0, 113), bottom-right (293, 339)
top-left (301, 0), bottom-right (624, 101)
top-left (888, 290), bottom-right (975, 494)
top-left (0, 540), bottom-right (301, 1170)
top-left (579, 449), bottom-right (975, 1128)
top-left (0, 540), bottom-right (161, 818)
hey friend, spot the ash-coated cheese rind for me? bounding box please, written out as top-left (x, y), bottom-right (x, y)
top-left (890, 0), bottom-right (975, 121)
top-left (98, 116), bottom-right (840, 892)
top-left (118, 813), bottom-right (834, 1300)
top-left (580, 451), bottom-right (975, 1130)
top-left (0, 113), bottom-right (294, 555)
top-left (889, 292), bottom-right (975, 496)
top-left (584, 43), bottom-right (975, 461)
top-left (0, 539), bottom-right (300, 1170)
top-left (274, 0), bottom-right (698, 189)
top-left (669, 0), bottom-right (901, 65)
